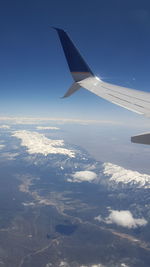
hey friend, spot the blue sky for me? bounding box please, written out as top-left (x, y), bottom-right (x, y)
top-left (1, 0), bottom-right (150, 122)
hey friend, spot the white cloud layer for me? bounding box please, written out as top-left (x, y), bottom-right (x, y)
top-left (36, 126), bottom-right (59, 130)
top-left (59, 262), bottom-right (105, 267)
top-left (68, 171), bottom-right (97, 183)
top-left (0, 125), bottom-right (10, 129)
top-left (12, 130), bottom-right (75, 157)
top-left (81, 264), bottom-right (105, 267)
top-left (0, 116), bottom-right (123, 125)
top-left (59, 262), bottom-right (69, 267)
top-left (103, 162), bottom-right (150, 188)
top-left (120, 264), bottom-right (129, 267)
top-left (0, 152), bottom-right (19, 160)
top-left (95, 210), bottom-right (147, 229)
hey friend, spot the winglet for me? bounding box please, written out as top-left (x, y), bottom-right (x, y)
top-left (61, 82), bottom-right (81, 98)
top-left (54, 28), bottom-right (94, 82)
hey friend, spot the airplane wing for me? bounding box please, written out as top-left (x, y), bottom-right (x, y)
top-left (54, 28), bottom-right (150, 144)
top-left (79, 77), bottom-right (150, 117)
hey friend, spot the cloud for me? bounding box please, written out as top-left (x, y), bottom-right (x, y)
top-left (94, 215), bottom-right (103, 222)
top-left (96, 210), bottom-right (147, 229)
top-left (0, 125), bottom-right (10, 129)
top-left (120, 264), bottom-right (129, 267)
top-left (0, 152), bottom-right (19, 160)
top-left (80, 264), bottom-right (105, 267)
top-left (0, 116), bottom-right (123, 126)
top-left (22, 202), bottom-right (35, 207)
top-left (68, 171), bottom-right (97, 183)
top-left (12, 130), bottom-right (75, 157)
top-left (59, 262), bottom-right (105, 267)
top-left (36, 126), bottom-right (59, 130)
top-left (59, 262), bottom-right (69, 267)
top-left (0, 144), bottom-right (5, 149)
top-left (59, 263), bottom-right (105, 267)
top-left (19, 175), bottom-right (33, 193)
top-left (103, 162), bottom-right (150, 188)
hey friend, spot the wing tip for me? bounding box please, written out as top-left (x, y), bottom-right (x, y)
top-left (60, 95), bottom-right (67, 99)
top-left (52, 27), bottom-right (66, 33)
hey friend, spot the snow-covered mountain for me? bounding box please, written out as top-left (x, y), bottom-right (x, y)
top-left (68, 160), bottom-right (150, 189)
top-left (101, 162), bottom-right (150, 189)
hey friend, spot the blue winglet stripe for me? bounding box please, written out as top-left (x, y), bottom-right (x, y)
top-left (54, 28), bottom-right (94, 74)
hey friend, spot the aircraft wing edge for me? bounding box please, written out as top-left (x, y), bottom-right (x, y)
top-left (131, 133), bottom-right (150, 145)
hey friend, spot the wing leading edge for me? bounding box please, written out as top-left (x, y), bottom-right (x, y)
top-left (54, 28), bottom-right (150, 144)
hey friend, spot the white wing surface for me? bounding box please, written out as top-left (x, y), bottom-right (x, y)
top-left (79, 77), bottom-right (150, 117)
